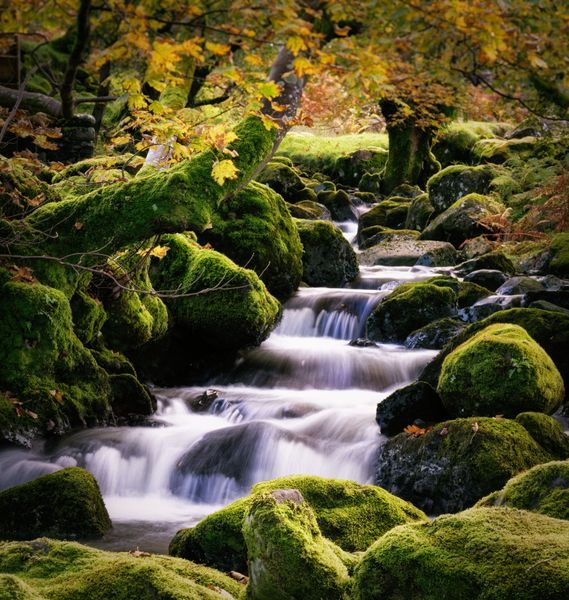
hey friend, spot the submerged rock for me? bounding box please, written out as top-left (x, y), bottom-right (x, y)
top-left (0, 467), bottom-right (111, 540)
top-left (351, 507), bottom-right (569, 600)
top-left (437, 323), bottom-right (564, 418)
top-left (475, 461), bottom-right (569, 520)
top-left (376, 417), bottom-right (554, 514)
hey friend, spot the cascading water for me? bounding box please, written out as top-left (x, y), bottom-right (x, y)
top-left (0, 219), bottom-right (441, 553)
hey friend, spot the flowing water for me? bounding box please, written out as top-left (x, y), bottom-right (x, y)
top-left (0, 220), bottom-right (441, 553)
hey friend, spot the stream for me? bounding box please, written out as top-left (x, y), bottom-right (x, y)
top-left (0, 221), bottom-right (441, 553)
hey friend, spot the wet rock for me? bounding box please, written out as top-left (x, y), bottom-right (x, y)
top-left (376, 382), bottom-right (448, 436)
top-left (463, 269), bottom-right (509, 291)
top-left (525, 290), bottom-right (569, 310)
top-left (189, 389), bottom-right (219, 412)
top-left (349, 338), bottom-right (379, 348)
top-left (458, 294), bottom-right (523, 322)
top-left (404, 193), bottom-right (434, 231)
top-left (358, 239), bottom-right (457, 267)
top-left (548, 233), bottom-right (569, 277)
top-left (454, 251), bottom-right (516, 277)
top-left (287, 200), bottom-right (331, 220)
top-left (317, 189), bottom-right (357, 221)
top-left (404, 317), bottom-right (466, 350)
top-left (375, 417), bottom-right (553, 514)
top-left (496, 276), bottom-right (545, 295)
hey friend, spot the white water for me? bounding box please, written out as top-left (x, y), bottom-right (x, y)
top-left (0, 238), bottom-right (440, 552)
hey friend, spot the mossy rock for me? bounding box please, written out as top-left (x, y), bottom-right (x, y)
top-left (243, 489), bottom-right (353, 600)
top-left (427, 163), bottom-right (504, 214)
top-left (169, 475), bottom-right (426, 574)
top-left (296, 220), bottom-right (358, 287)
top-left (420, 193), bottom-right (505, 247)
top-left (358, 198), bottom-right (412, 235)
top-left (367, 282), bottom-right (457, 343)
top-left (473, 136), bottom-right (538, 164)
top-left (90, 347), bottom-right (136, 376)
top-left (0, 281), bottom-right (111, 438)
top-left (0, 538), bottom-right (242, 599)
top-left (437, 323), bottom-right (564, 418)
top-left (404, 193), bottom-right (434, 231)
top-left (376, 417), bottom-right (554, 514)
top-left (515, 412), bottom-right (569, 459)
top-left (0, 467), bottom-right (111, 539)
top-left (70, 288), bottom-right (107, 344)
top-left (199, 181), bottom-right (303, 299)
top-left (476, 462), bottom-right (569, 520)
top-left (256, 161), bottom-right (317, 202)
top-left (316, 189), bottom-right (356, 221)
top-left (548, 233), bottom-right (569, 277)
top-left (358, 171), bottom-right (382, 194)
top-left (334, 147), bottom-right (388, 186)
top-left (150, 233), bottom-right (280, 352)
top-left (358, 238), bottom-right (457, 267)
top-left (287, 200), bottom-right (331, 220)
top-left (51, 155), bottom-right (144, 182)
top-left (359, 227), bottom-right (420, 250)
top-left (454, 250), bottom-right (516, 276)
top-left (404, 317), bottom-right (466, 350)
top-left (109, 373), bottom-right (154, 418)
top-left (351, 507), bottom-right (569, 600)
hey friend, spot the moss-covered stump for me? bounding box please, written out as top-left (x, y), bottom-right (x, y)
top-left (0, 538), bottom-right (242, 599)
top-left (376, 417), bottom-right (553, 514)
top-left (351, 507), bottom-right (569, 600)
top-left (548, 233), bottom-right (569, 277)
top-left (367, 282), bottom-right (457, 343)
top-left (0, 280), bottom-right (111, 440)
top-left (198, 181), bottom-right (303, 299)
top-left (420, 193), bottom-right (505, 247)
top-left (476, 461), bottom-right (569, 520)
top-left (358, 238), bottom-right (457, 267)
top-left (427, 163), bottom-right (505, 214)
top-left (256, 161), bottom-right (317, 202)
top-left (150, 233), bottom-right (280, 352)
top-left (0, 467), bottom-right (110, 540)
top-left (405, 193), bottom-right (435, 231)
top-left (169, 475), bottom-right (426, 574)
top-left (515, 413), bottom-right (569, 459)
top-left (437, 324), bottom-right (565, 418)
top-left (243, 489), bottom-right (353, 600)
top-left (419, 308), bottom-right (569, 395)
top-left (296, 220), bottom-right (358, 287)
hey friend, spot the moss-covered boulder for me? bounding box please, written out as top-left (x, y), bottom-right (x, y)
top-left (287, 199), bottom-right (331, 220)
top-left (437, 324), bottom-right (565, 418)
top-left (198, 181), bottom-right (303, 298)
top-left (367, 282), bottom-right (457, 343)
top-left (358, 227), bottom-right (419, 250)
top-left (351, 507), bottom-right (569, 600)
top-left (476, 462), bottom-right (569, 520)
top-left (358, 171), bottom-right (382, 194)
top-left (0, 467), bottom-right (111, 539)
top-left (296, 220), bottom-right (358, 287)
top-left (334, 147), bottom-right (388, 186)
top-left (0, 538), bottom-right (242, 599)
top-left (376, 417), bottom-right (554, 514)
top-left (256, 161), bottom-right (317, 202)
top-left (473, 135), bottom-right (538, 163)
top-left (150, 233), bottom-right (280, 352)
top-left (169, 475), bottom-right (426, 574)
top-left (515, 412), bottom-right (569, 459)
top-left (243, 489), bottom-right (353, 600)
top-left (358, 238), bottom-right (457, 267)
top-left (548, 233), bottom-right (569, 277)
top-left (69, 288), bottom-right (107, 344)
top-left (358, 198), bottom-right (412, 237)
top-left (404, 193), bottom-right (434, 231)
top-left (0, 281), bottom-right (111, 439)
top-left (433, 121), bottom-right (498, 166)
top-left (427, 163), bottom-right (504, 214)
top-left (454, 251), bottom-right (516, 276)
top-left (420, 193), bottom-right (505, 246)
top-left (109, 373), bottom-right (155, 419)
top-left (317, 189), bottom-right (356, 221)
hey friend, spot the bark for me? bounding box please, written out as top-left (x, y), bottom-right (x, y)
top-left (0, 84), bottom-right (63, 117)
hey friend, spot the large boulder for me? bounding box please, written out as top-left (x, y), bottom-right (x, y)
top-left (0, 467), bottom-right (111, 539)
top-left (334, 147), bottom-right (388, 186)
top-left (296, 220), bottom-right (358, 287)
top-left (169, 475), bottom-right (426, 574)
top-left (473, 135), bottom-right (538, 163)
top-left (317, 189), bottom-right (356, 221)
top-left (420, 193), bottom-right (505, 247)
top-left (243, 489), bottom-right (352, 600)
top-left (376, 417), bottom-right (554, 514)
top-left (404, 193), bottom-right (434, 231)
top-left (475, 461), bottom-right (569, 520)
top-left (358, 238), bottom-right (457, 267)
top-left (256, 160), bottom-right (317, 203)
top-left (351, 507), bottom-right (569, 600)
top-left (0, 538), bottom-right (242, 599)
top-left (367, 282), bottom-right (457, 343)
top-left (358, 198), bottom-right (412, 237)
top-left (199, 181), bottom-right (303, 298)
top-left (427, 163), bottom-right (505, 213)
top-left (454, 251), bottom-right (516, 276)
top-left (437, 323), bottom-right (565, 418)
top-left (150, 233), bottom-right (280, 352)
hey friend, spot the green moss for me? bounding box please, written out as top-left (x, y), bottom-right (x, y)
top-left (334, 148), bottom-right (388, 186)
top-left (52, 155), bottom-right (145, 183)
top-left (476, 462), bottom-right (569, 520)
top-left (109, 373), bottom-right (154, 418)
top-left (170, 475), bottom-right (426, 574)
top-left (376, 418), bottom-right (554, 514)
top-left (515, 413), bottom-right (569, 460)
top-left (70, 289), bottom-right (107, 344)
top-left (437, 323), bottom-right (565, 417)
top-left (150, 233), bottom-right (280, 351)
top-left (351, 507), bottom-right (569, 600)
top-left (200, 181), bottom-right (301, 298)
top-left (358, 171), bottom-right (382, 194)
top-left (243, 489), bottom-right (352, 600)
top-left (256, 161), bottom-right (317, 202)
top-left (473, 136), bottom-right (538, 164)
top-left (405, 193), bottom-right (434, 231)
top-left (454, 250), bottom-right (516, 275)
top-left (358, 198), bottom-right (412, 234)
top-left (420, 193), bottom-right (505, 246)
top-left (0, 467), bottom-right (111, 539)
top-left (367, 282), bottom-right (457, 343)
top-left (0, 538), bottom-right (242, 600)
top-left (296, 220), bottom-right (358, 287)
top-left (0, 281), bottom-right (111, 437)
top-left (90, 347), bottom-right (136, 376)
top-left (549, 233), bottom-right (569, 277)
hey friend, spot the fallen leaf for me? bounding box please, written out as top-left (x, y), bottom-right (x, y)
top-left (211, 159), bottom-right (239, 186)
top-left (404, 424), bottom-right (432, 437)
top-left (49, 389), bottom-right (64, 404)
top-left (74, 221), bottom-right (84, 230)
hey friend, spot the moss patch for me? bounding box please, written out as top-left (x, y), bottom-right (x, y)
top-left (515, 412), bottom-right (569, 459)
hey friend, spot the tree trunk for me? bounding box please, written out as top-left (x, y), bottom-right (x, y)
top-left (380, 99), bottom-right (440, 194)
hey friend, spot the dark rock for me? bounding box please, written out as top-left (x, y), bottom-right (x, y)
top-left (524, 290), bottom-right (569, 310)
top-left (404, 317), bottom-right (466, 349)
top-left (110, 373), bottom-right (155, 418)
top-left (463, 269), bottom-right (509, 291)
top-left (349, 338), bottom-right (379, 348)
top-left (454, 252), bottom-right (516, 276)
top-left (496, 276), bottom-right (545, 295)
top-left (458, 294), bottom-right (523, 322)
top-left (404, 194), bottom-right (434, 231)
top-left (317, 189), bottom-right (356, 221)
top-left (189, 389), bottom-right (219, 412)
top-left (528, 300), bottom-right (569, 315)
top-left (376, 382), bottom-right (448, 436)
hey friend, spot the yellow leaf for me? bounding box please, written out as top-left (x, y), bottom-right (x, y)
top-left (257, 81), bottom-right (281, 100)
top-left (111, 134), bottom-right (131, 146)
top-left (211, 160), bottom-right (239, 186)
top-left (293, 57), bottom-right (319, 78)
top-left (245, 54), bottom-right (263, 67)
top-left (260, 114), bottom-right (279, 131)
top-left (148, 245), bottom-right (170, 259)
top-left (206, 41), bottom-right (232, 56)
top-left (286, 36), bottom-right (307, 56)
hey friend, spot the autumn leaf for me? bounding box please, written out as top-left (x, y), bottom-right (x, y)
top-left (148, 245), bottom-right (170, 259)
top-left (404, 424), bottom-right (432, 437)
top-left (74, 221), bottom-right (84, 230)
top-left (257, 81), bottom-right (281, 100)
top-left (205, 41), bottom-right (231, 56)
top-left (49, 389), bottom-right (64, 404)
top-left (211, 160), bottom-right (239, 186)
top-left (10, 266), bottom-right (36, 283)
top-left (286, 36), bottom-right (307, 55)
